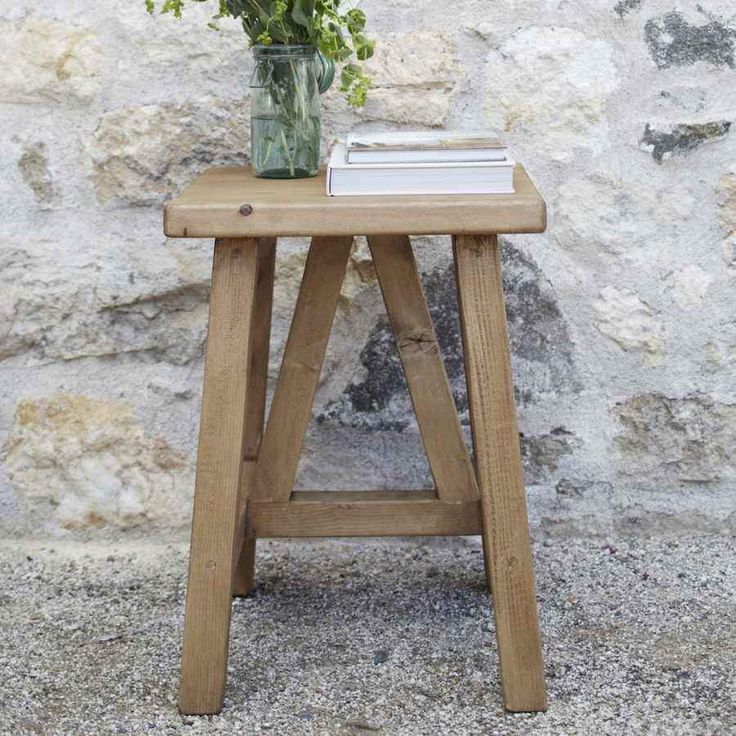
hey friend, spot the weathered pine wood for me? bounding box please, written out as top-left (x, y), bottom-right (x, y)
top-left (251, 236), bottom-right (354, 502)
top-left (233, 237), bottom-right (276, 597)
top-left (164, 166), bottom-right (546, 238)
top-left (367, 235), bottom-right (478, 502)
top-left (233, 460), bottom-right (258, 597)
top-left (453, 234), bottom-right (547, 712)
top-left (243, 237), bottom-right (277, 461)
top-left (249, 491), bottom-right (482, 537)
top-left (179, 238), bottom-right (259, 715)
top-left (232, 535), bottom-right (256, 597)
top-left (235, 459), bottom-right (256, 543)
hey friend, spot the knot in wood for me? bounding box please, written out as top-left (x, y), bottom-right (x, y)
top-left (398, 330), bottom-right (438, 356)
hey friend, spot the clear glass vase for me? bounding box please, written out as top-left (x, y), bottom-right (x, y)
top-left (250, 45), bottom-right (334, 179)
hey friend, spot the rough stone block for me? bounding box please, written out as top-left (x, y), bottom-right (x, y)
top-left (3, 395), bottom-right (194, 528)
top-left (593, 287), bottom-right (664, 362)
top-left (666, 266), bottom-right (713, 310)
top-left (0, 242), bottom-right (209, 365)
top-left (645, 11), bottom-right (735, 69)
top-left (324, 31), bottom-right (461, 128)
top-left (17, 141), bottom-right (57, 205)
top-left (640, 122), bottom-right (731, 163)
top-left (717, 170), bottom-right (736, 234)
top-left (0, 18), bottom-right (102, 104)
top-left (615, 393), bottom-right (736, 483)
top-left (485, 26), bottom-right (619, 159)
top-left (90, 97), bottom-right (249, 205)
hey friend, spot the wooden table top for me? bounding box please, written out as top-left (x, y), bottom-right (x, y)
top-left (164, 164), bottom-right (546, 238)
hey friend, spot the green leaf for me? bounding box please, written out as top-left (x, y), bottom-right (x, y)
top-left (145, 0), bottom-right (376, 107)
top-left (161, 0), bottom-right (185, 18)
top-left (344, 8), bottom-right (364, 34)
top-left (336, 45), bottom-right (352, 61)
top-left (340, 62), bottom-right (359, 86)
top-left (354, 35), bottom-right (374, 60)
top-left (340, 62), bottom-right (370, 107)
top-left (292, 0), bottom-right (314, 28)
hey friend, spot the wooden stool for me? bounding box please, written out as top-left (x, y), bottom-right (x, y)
top-left (164, 165), bottom-right (548, 715)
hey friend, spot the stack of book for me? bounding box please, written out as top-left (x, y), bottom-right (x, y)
top-left (326, 131), bottom-right (515, 197)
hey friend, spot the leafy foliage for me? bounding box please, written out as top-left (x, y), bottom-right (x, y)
top-left (146, 0), bottom-right (374, 106)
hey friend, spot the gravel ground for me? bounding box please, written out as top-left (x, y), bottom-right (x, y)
top-left (0, 533), bottom-right (734, 735)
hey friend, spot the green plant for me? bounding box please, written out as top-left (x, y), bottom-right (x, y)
top-left (145, 0), bottom-right (374, 107)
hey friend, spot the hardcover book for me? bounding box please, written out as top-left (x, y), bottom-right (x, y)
top-left (346, 130), bottom-right (507, 164)
top-left (327, 144), bottom-right (515, 197)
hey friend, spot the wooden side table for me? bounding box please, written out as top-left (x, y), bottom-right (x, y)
top-left (164, 165), bottom-right (548, 715)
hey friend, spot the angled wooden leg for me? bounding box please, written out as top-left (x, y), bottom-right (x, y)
top-left (453, 234), bottom-right (547, 712)
top-left (251, 236), bottom-right (354, 502)
top-left (367, 234), bottom-right (477, 501)
top-left (233, 535), bottom-right (256, 597)
top-left (243, 237), bottom-right (277, 461)
top-left (179, 238), bottom-right (259, 715)
top-left (233, 238), bottom-right (276, 597)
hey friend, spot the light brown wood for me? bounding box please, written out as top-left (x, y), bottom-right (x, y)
top-left (453, 234), bottom-right (547, 712)
top-left (368, 235), bottom-right (478, 502)
top-left (170, 163), bottom-right (549, 716)
top-left (164, 166), bottom-right (546, 238)
top-left (251, 236), bottom-right (354, 502)
top-left (233, 238), bottom-right (276, 597)
top-left (243, 237), bottom-right (277, 460)
top-left (249, 491), bottom-right (482, 537)
top-left (235, 459), bottom-right (257, 545)
top-left (233, 535), bottom-right (256, 597)
top-left (179, 238), bottom-right (259, 715)
top-left (233, 460), bottom-right (258, 597)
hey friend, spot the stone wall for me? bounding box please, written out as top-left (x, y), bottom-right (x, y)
top-left (1, 1), bottom-right (735, 537)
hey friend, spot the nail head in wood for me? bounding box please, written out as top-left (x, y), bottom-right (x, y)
top-left (239, 203), bottom-right (253, 217)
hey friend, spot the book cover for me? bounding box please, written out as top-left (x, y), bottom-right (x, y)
top-left (327, 144), bottom-right (515, 197)
top-left (347, 130), bottom-right (504, 152)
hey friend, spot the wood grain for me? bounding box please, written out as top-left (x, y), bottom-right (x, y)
top-left (233, 237), bottom-right (276, 597)
top-left (232, 534), bottom-right (256, 597)
top-left (368, 234), bottom-right (478, 502)
top-left (233, 459), bottom-right (258, 597)
top-left (453, 234), bottom-right (547, 712)
top-left (251, 236), bottom-right (354, 502)
top-left (243, 237), bottom-right (277, 460)
top-left (179, 238), bottom-right (259, 715)
top-left (249, 491), bottom-right (482, 537)
top-left (164, 165), bottom-right (546, 238)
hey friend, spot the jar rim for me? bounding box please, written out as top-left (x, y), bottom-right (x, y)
top-left (253, 44), bottom-right (317, 58)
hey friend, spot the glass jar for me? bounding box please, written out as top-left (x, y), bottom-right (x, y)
top-left (250, 45), bottom-right (334, 179)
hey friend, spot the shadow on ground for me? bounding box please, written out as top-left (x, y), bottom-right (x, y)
top-left (0, 534), bottom-right (734, 735)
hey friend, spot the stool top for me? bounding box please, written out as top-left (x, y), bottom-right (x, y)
top-left (164, 164), bottom-right (546, 239)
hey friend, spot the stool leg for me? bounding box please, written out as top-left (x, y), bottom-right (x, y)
top-left (233, 535), bottom-right (256, 597)
top-left (453, 234), bottom-right (547, 712)
top-left (179, 238), bottom-right (259, 715)
top-left (234, 238), bottom-right (276, 597)
top-left (250, 236), bottom-right (354, 502)
top-left (367, 234), bottom-right (478, 502)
